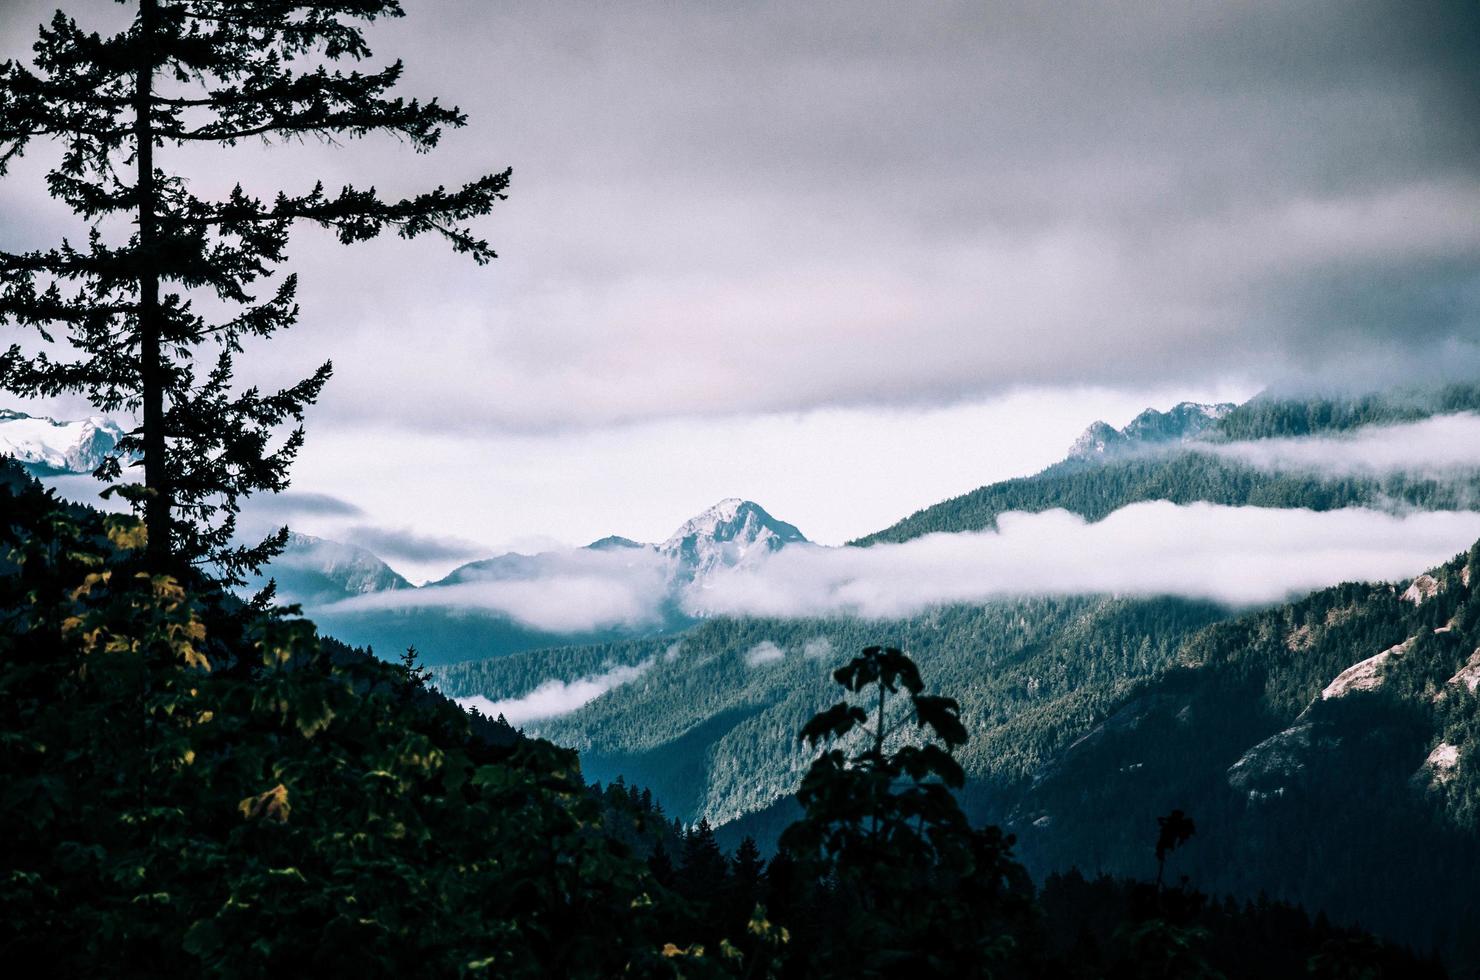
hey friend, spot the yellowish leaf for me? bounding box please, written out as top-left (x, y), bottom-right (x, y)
top-left (105, 519), bottom-right (147, 551)
top-left (238, 783), bottom-right (291, 824)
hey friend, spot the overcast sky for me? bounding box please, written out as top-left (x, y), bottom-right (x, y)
top-left (2, 1), bottom-right (1478, 578)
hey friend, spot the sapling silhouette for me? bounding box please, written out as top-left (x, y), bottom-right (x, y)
top-left (779, 645), bottom-right (1034, 977)
top-left (397, 645), bottom-right (433, 695)
top-left (1155, 808), bottom-right (1196, 889)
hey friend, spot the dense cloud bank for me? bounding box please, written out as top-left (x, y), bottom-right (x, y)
top-left (696, 503), bottom-right (1480, 617)
top-left (3, 0), bottom-right (1477, 429)
top-left (1201, 413), bottom-right (1480, 479)
top-left (322, 545), bottom-right (674, 633)
top-left (319, 503), bottom-right (1480, 631)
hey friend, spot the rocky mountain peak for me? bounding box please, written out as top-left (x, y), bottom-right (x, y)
top-left (1067, 401), bottom-right (1236, 461)
top-left (660, 499), bottom-right (807, 579)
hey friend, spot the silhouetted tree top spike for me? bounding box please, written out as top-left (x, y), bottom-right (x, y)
top-left (1155, 809), bottom-right (1197, 888)
top-left (0, 0), bottom-right (509, 578)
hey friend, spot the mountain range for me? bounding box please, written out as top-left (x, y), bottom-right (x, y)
top-left (1066, 400), bottom-right (1235, 460)
top-left (264, 385), bottom-right (1480, 663)
top-left (852, 383), bottom-right (1480, 544)
top-left (435, 497), bottom-right (808, 589)
top-left (0, 408), bottom-right (127, 476)
top-left (418, 384), bottom-right (1480, 971)
top-left (245, 531), bottom-right (413, 607)
top-left (261, 497), bottom-right (813, 664)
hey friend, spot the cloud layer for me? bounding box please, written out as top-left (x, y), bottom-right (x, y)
top-left (320, 502), bottom-right (1480, 632)
top-left (1200, 413), bottom-right (1480, 478)
top-left (3, 0), bottom-right (1478, 430)
top-left (320, 545), bottom-right (673, 633)
top-left (456, 660), bottom-right (653, 725)
top-left (696, 503), bottom-right (1480, 618)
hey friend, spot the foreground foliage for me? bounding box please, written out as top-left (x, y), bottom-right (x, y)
top-left (0, 471), bottom-right (666, 977)
top-left (776, 645), bottom-right (1038, 977)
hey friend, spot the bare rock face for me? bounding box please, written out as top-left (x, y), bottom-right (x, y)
top-left (1227, 721), bottom-right (1316, 793)
top-left (1230, 635), bottom-right (1427, 796)
top-left (1320, 639), bottom-right (1414, 700)
top-left (1401, 573), bottom-right (1442, 606)
top-left (1443, 649), bottom-right (1480, 697)
top-left (1412, 742), bottom-right (1461, 789)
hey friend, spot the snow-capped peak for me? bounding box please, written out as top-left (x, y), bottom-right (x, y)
top-left (661, 498), bottom-right (805, 551)
top-left (0, 408), bottom-right (128, 475)
top-left (660, 498), bottom-right (807, 579)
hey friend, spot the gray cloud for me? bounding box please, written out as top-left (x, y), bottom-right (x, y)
top-left (248, 491), bottom-right (366, 520)
top-left (340, 524), bottom-right (487, 564)
top-left (2, 1), bottom-right (1477, 432)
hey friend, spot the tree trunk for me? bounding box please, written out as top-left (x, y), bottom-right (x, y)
top-left (134, 0), bottom-right (169, 565)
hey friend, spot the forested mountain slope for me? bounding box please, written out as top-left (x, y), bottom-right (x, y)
top-left (1002, 541), bottom-right (1480, 970)
top-left (430, 596), bottom-right (1229, 826)
top-left (1211, 382), bottom-right (1480, 440)
top-left (0, 461), bottom-right (676, 976)
top-left (853, 384), bottom-right (1480, 545)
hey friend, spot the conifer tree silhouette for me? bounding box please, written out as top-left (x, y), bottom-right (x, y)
top-left (0, 1), bottom-right (508, 578)
top-left (647, 838), bottom-right (677, 890)
top-left (678, 817), bottom-right (729, 899)
top-left (731, 835), bottom-right (765, 895)
top-left (1155, 809), bottom-right (1196, 889)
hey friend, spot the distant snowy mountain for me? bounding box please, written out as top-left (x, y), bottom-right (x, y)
top-left (659, 498), bottom-right (808, 580)
top-left (0, 408), bottom-right (128, 475)
top-left (1067, 401), bottom-right (1235, 460)
top-left (248, 531), bottom-right (412, 606)
top-left (433, 498), bottom-right (810, 589)
top-left (290, 499), bottom-right (811, 663)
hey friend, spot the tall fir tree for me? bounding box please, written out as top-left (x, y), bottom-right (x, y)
top-left (677, 817), bottom-right (729, 900)
top-left (0, 1), bottom-right (508, 578)
top-left (647, 838), bottom-right (677, 891)
top-left (731, 835), bottom-right (765, 895)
